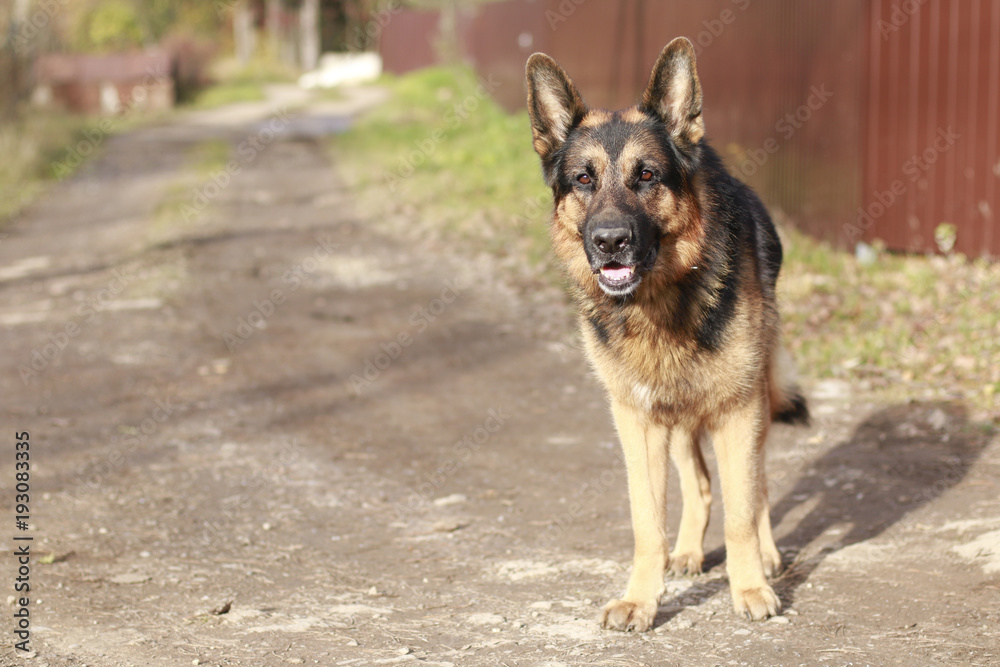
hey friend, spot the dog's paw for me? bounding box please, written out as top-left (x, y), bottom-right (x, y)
top-left (760, 546), bottom-right (783, 578)
top-left (667, 550), bottom-right (704, 577)
top-left (732, 584), bottom-right (780, 621)
top-left (599, 598), bottom-right (657, 632)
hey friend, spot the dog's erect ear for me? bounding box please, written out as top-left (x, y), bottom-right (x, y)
top-left (526, 53), bottom-right (587, 167)
top-left (640, 37), bottom-right (704, 146)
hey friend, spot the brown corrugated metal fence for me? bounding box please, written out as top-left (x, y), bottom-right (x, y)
top-left (379, 0), bottom-right (1000, 257)
top-left (862, 0), bottom-right (1000, 256)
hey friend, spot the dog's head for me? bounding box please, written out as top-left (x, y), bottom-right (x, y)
top-left (526, 37), bottom-right (706, 298)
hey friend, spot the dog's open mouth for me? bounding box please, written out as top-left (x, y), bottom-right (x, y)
top-left (597, 262), bottom-right (640, 295)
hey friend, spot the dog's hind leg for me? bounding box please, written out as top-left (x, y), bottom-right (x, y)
top-left (600, 400), bottom-right (669, 632)
top-left (754, 436), bottom-right (783, 578)
top-left (668, 427), bottom-right (711, 576)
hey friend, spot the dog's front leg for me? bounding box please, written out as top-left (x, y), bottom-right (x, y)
top-left (600, 400), bottom-right (669, 632)
top-left (711, 392), bottom-right (781, 621)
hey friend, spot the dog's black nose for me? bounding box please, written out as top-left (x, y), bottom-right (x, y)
top-left (592, 227), bottom-right (631, 254)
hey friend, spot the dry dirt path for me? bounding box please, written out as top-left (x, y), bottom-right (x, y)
top-left (1, 89), bottom-right (998, 667)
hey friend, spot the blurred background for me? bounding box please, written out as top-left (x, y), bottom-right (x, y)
top-left (2, 0), bottom-right (998, 254)
top-left (1, 0), bottom-right (999, 411)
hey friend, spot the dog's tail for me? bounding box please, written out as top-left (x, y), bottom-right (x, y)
top-left (769, 344), bottom-right (810, 426)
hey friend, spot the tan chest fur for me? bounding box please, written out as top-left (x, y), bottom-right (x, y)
top-left (578, 291), bottom-right (772, 426)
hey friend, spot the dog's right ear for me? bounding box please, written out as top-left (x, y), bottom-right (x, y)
top-left (526, 53), bottom-right (587, 179)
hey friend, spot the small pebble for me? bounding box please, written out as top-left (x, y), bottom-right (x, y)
top-left (433, 493), bottom-right (467, 507)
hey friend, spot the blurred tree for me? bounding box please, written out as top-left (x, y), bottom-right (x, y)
top-left (266, 0), bottom-right (281, 55)
top-left (300, 0), bottom-right (318, 69)
top-left (68, 0), bottom-right (222, 52)
top-left (134, 0), bottom-right (221, 42)
top-left (234, 0), bottom-right (256, 64)
top-left (75, 0), bottom-right (143, 52)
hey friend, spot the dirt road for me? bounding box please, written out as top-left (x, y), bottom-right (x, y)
top-left (1, 89), bottom-right (998, 667)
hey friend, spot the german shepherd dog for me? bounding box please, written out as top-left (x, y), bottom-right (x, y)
top-left (525, 37), bottom-right (808, 632)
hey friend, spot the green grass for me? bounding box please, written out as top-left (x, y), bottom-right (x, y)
top-left (0, 110), bottom-right (124, 224)
top-left (333, 66), bottom-right (1000, 421)
top-left (332, 66), bottom-right (552, 266)
top-left (190, 138), bottom-right (232, 174)
top-left (779, 231), bottom-right (1000, 415)
top-left (190, 80), bottom-right (266, 109)
top-left (188, 54), bottom-right (300, 110)
top-left (150, 138), bottom-right (234, 240)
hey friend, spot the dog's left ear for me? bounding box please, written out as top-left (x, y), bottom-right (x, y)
top-left (640, 37), bottom-right (705, 146)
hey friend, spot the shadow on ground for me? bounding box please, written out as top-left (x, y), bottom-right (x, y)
top-left (654, 400), bottom-right (992, 627)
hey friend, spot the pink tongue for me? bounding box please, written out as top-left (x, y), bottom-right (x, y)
top-left (601, 265), bottom-right (634, 281)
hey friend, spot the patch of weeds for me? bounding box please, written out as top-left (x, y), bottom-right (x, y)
top-left (779, 227), bottom-right (1000, 418)
top-left (191, 81), bottom-right (266, 109)
top-left (148, 139), bottom-right (233, 244)
top-left (331, 66), bottom-right (552, 269)
top-left (0, 111), bottom-right (103, 223)
top-left (187, 55), bottom-right (300, 110)
top-left (191, 139), bottom-right (232, 176)
top-left (1, 104), bottom-right (169, 226)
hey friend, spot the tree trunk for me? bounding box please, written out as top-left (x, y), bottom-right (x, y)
top-left (300, 0), bottom-right (320, 71)
top-left (234, 1), bottom-right (256, 66)
top-left (436, 0), bottom-right (461, 64)
top-left (266, 0), bottom-right (281, 56)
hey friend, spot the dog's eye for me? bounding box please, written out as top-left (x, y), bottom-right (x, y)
top-left (639, 170), bottom-right (654, 182)
top-left (577, 173), bottom-right (592, 185)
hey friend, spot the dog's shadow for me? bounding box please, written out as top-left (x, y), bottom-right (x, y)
top-left (653, 400), bottom-right (991, 627)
